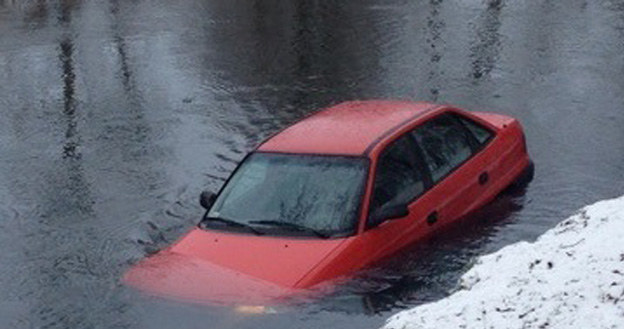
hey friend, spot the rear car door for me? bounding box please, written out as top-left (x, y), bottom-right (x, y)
top-left (409, 112), bottom-right (495, 230)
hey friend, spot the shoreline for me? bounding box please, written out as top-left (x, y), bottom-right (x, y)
top-left (383, 195), bottom-right (624, 329)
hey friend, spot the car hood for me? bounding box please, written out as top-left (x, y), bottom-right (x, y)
top-left (123, 228), bottom-right (347, 304)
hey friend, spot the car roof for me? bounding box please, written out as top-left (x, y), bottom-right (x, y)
top-left (257, 100), bottom-right (441, 155)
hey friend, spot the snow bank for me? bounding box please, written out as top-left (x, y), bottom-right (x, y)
top-left (383, 196), bottom-right (624, 329)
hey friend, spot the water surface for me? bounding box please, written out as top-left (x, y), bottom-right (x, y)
top-left (1, 0), bottom-right (623, 328)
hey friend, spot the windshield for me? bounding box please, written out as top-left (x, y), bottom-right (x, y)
top-left (206, 152), bottom-right (368, 237)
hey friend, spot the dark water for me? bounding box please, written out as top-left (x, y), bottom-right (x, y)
top-left (1, 0), bottom-right (623, 328)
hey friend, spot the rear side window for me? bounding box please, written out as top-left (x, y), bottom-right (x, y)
top-left (457, 115), bottom-right (493, 145)
top-left (411, 114), bottom-right (473, 182)
top-left (368, 135), bottom-right (425, 226)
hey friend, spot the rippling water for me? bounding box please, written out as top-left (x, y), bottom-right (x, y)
top-left (1, 0), bottom-right (623, 328)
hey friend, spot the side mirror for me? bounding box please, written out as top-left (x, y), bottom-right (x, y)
top-left (370, 204), bottom-right (409, 226)
top-left (199, 190), bottom-right (217, 210)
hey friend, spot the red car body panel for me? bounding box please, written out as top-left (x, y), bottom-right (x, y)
top-left (124, 100), bottom-right (532, 304)
top-left (170, 229), bottom-right (346, 287)
top-left (258, 100), bottom-right (440, 155)
top-left (123, 229), bottom-right (346, 304)
top-left (123, 250), bottom-right (292, 305)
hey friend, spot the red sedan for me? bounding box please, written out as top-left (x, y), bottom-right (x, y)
top-left (124, 100), bottom-right (533, 305)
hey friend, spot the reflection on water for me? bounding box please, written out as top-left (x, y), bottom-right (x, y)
top-left (470, 0), bottom-right (502, 80)
top-left (425, 0), bottom-right (444, 100)
top-left (1, 0), bottom-right (624, 328)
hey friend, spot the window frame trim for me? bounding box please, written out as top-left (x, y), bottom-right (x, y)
top-left (453, 113), bottom-right (495, 153)
top-left (409, 112), bottom-right (495, 185)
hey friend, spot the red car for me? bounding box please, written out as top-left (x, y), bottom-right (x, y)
top-left (124, 100), bottom-right (533, 306)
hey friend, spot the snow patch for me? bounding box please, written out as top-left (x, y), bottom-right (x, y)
top-left (383, 196), bottom-right (624, 329)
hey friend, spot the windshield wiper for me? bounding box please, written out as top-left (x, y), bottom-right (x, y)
top-left (201, 216), bottom-right (264, 235)
top-left (249, 220), bottom-right (330, 239)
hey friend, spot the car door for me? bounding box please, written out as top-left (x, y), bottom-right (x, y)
top-left (409, 112), bottom-right (495, 231)
top-left (354, 133), bottom-right (436, 264)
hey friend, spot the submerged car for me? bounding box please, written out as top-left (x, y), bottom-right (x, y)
top-left (124, 100), bottom-right (533, 305)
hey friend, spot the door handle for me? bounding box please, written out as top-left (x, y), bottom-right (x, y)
top-left (479, 172), bottom-right (489, 185)
top-left (427, 211), bottom-right (438, 225)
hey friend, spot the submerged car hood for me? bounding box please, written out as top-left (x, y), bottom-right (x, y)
top-left (123, 228), bottom-right (347, 304)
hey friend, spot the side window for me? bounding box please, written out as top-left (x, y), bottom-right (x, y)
top-left (457, 115), bottom-right (493, 145)
top-left (411, 114), bottom-right (473, 182)
top-left (368, 135), bottom-right (425, 227)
